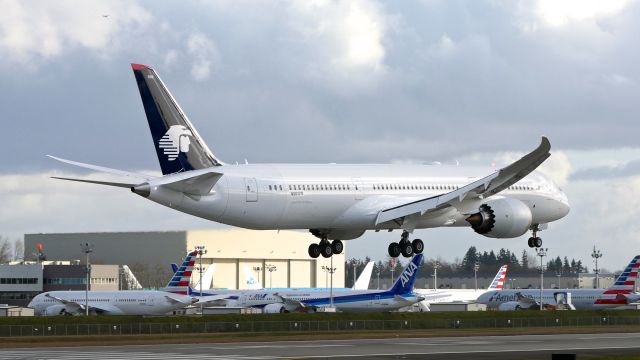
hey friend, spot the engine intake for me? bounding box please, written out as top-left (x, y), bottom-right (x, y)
top-left (465, 198), bottom-right (532, 238)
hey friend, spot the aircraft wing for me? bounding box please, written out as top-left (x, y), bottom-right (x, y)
top-left (375, 137), bottom-right (551, 226)
top-left (195, 294), bottom-right (238, 306)
top-left (273, 293), bottom-right (307, 309)
top-left (44, 294), bottom-right (123, 315)
top-left (515, 292), bottom-right (539, 307)
top-left (164, 295), bottom-right (198, 305)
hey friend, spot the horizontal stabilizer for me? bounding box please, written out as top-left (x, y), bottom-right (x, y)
top-left (47, 155), bottom-right (156, 181)
top-left (51, 176), bottom-right (138, 188)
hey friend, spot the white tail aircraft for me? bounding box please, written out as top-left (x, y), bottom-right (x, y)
top-left (49, 64), bottom-right (570, 259)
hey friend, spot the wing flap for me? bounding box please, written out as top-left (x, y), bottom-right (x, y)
top-left (375, 137), bottom-right (551, 226)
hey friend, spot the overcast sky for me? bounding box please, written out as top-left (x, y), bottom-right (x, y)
top-left (2, 0), bottom-right (639, 272)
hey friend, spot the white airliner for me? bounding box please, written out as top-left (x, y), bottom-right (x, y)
top-left (413, 264), bottom-right (508, 310)
top-left (49, 63), bottom-right (570, 259)
top-left (477, 255), bottom-right (640, 310)
top-left (187, 254), bottom-right (424, 313)
top-left (29, 251), bottom-right (199, 316)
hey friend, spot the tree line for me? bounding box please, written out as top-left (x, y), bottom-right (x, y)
top-left (344, 246), bottom-right (590, 287)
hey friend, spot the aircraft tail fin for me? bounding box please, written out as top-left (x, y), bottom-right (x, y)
top-left (163, 250), bottom-right (198, 295)
top-left (131, 63), bottom-right (224, 175)
top-left (487, 265), bottom-right (508, 290)
top-left (353, 261), bottom-right (374, 290)
top-left (595, 255), bottom-right (640, 305)
top-left (243, 265), bottom-right (263, 289)
top-left (389, 254), bottom-right (423, 295)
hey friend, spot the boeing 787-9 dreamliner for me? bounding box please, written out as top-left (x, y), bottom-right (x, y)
top-left (50, 64), bottom-right (570, 259)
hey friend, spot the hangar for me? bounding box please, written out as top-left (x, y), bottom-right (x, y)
top-left (24, 229), bottom-right (345, 290)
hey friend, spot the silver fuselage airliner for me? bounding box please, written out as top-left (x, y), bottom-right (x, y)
top-left (50, 63), bottom-right (570, 259)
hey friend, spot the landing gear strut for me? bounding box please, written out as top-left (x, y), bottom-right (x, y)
top-left (308, 237), bottom-right (343, 258)
top-left (527, 225), bottom-right (542, 248)
top-left (388, 231), bottom-right (423, 258)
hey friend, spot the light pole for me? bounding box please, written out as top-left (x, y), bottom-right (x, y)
top-left (80, 242), bottom-right (93, 316)
top-left (433, 261), bottom-right (440, 290)
top-left (327, 257), bottom-right (336, 308)
top-left (352, 261), bottom-right (358, 288)
top-left (556, 269), bottom-right (562, 289)
top-left (195, 245), bottom-right (207, 315)
top-left (376, 267), bottom-right (381, 290)
top-left (536, 247), bottom-right (548, 311)
top-left (474, 261), bottom-right (480, 291)
top-left (591, 246), bottom-right (602, 289)
top-left (266, 264), bottom-right (277, 289)
top-left (390, 258), bottom-right (397, 284)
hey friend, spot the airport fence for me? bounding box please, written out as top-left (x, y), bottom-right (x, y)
top-left (2, 315), bottom-right (640, 337)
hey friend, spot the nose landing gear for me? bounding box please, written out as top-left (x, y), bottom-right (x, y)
top-left (527, 225), bottom-right (543, 248)
top-left (388, 231), bottom-right (424, 258)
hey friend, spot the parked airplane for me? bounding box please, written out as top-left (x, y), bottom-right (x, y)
top-left (414, 264), bottom-right (508, 310)
top-left (29, 251), bottom-right (199, 316)
top-left (477, 255), bottom-right (640, 310)
top-left (49, 63), bottom-right (570, 259)
top-left (189, 254), bottom-right (424, 313)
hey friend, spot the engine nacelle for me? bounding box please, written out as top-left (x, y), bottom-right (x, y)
top-left (465, 198), bottom-right (532, 238)
top-left (263, 303), bottom-right (287, 314)
top-left (497, 302), bottom-right (522, 311)
top-left (43, 305), bottom-right (71, 316)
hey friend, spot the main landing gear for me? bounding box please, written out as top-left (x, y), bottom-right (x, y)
top-left (308, 238), bottom-right (343, 258)
top-left (388, 231), bottom-right (424, 258)
top-left (527, 225), bottom-right (543, 248)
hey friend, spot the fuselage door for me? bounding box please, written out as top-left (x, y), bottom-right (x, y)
top-left (245, 177), bottom-right (258, 202)
top-left (352, 177), bottom-right (364, 200)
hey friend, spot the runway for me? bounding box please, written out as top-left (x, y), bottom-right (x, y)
top-left (2, 332), bottom-right (640, 359)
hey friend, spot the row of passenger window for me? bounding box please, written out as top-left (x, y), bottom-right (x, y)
top-left (265, 183), bottom-right (537, 192)
top-left (268, 184), bottom-right (353, 191)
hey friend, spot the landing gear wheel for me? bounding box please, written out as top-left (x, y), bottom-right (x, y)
top-left (534, 237), bottom-right (542, 248)
top-left (412, 239), bottom-right (424, 254)
top-left (388, 242), bottom-right (401, 258)
top-left (331, 240), bottom-right (344, 254)
top-left (400, 241), bottom-right (414, 257)
top-left (320, 242), bottom-right (333, 258)
top-left (527, 237), bottom-right (535, 248)
top-left (308, 243), bottom-right (320, 258)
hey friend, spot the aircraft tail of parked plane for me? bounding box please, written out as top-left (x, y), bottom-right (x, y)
top-left (164, 250), bottom-right (198, 295)
top-left (488, 265), bottom-right (508, 290)
top-left (389, 254), bottom-right (421, 295)
top-left (594, 255), bottom-right (640, 306)
top-left (353, 261), bottom-right (374, 290)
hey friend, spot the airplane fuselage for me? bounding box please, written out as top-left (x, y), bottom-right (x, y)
top-left (29, 291), bottom-right (194, 316)
top-left (140, 164), bottom-right (569, 240)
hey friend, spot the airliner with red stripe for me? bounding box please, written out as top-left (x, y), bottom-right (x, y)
top-left (477, 255), bottom-right (640, 310)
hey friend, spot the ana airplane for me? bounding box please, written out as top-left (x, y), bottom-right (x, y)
top-left (29, 251), bottom-right (199, 316)
top-left (186, 254), bottom-right (424, 313)
top-left (414, 264), bottom-right (508, 310)
top-left (476, 255), bottom-right (640, 310)
top-left (50, 63), bottom-right (570, 259)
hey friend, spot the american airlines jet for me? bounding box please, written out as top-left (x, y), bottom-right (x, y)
top-left (50, 64), bottom-right (570, 259)
top-left (29, 251), bottom-right (199, 316)
top-left (477, 255), bottom-right (640, 310)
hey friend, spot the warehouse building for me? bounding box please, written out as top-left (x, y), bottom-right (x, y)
top-left (25, 229), bottom-right (345, 290)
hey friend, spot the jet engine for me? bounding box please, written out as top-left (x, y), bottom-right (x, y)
top-left (497, 302), bottom-right (522, 311)
top-left (43, 305), bottom-right (71, 316)
top-left (465, 198), bottom-right (532, 238)
top-left (263, 303), bottom-right (288, 313)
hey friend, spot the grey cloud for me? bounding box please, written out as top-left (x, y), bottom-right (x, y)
top-left (570, 159), bottom-right (640, 181)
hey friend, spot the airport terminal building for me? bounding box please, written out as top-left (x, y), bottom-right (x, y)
top-left (24, 229), bottom-right (346, 290)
